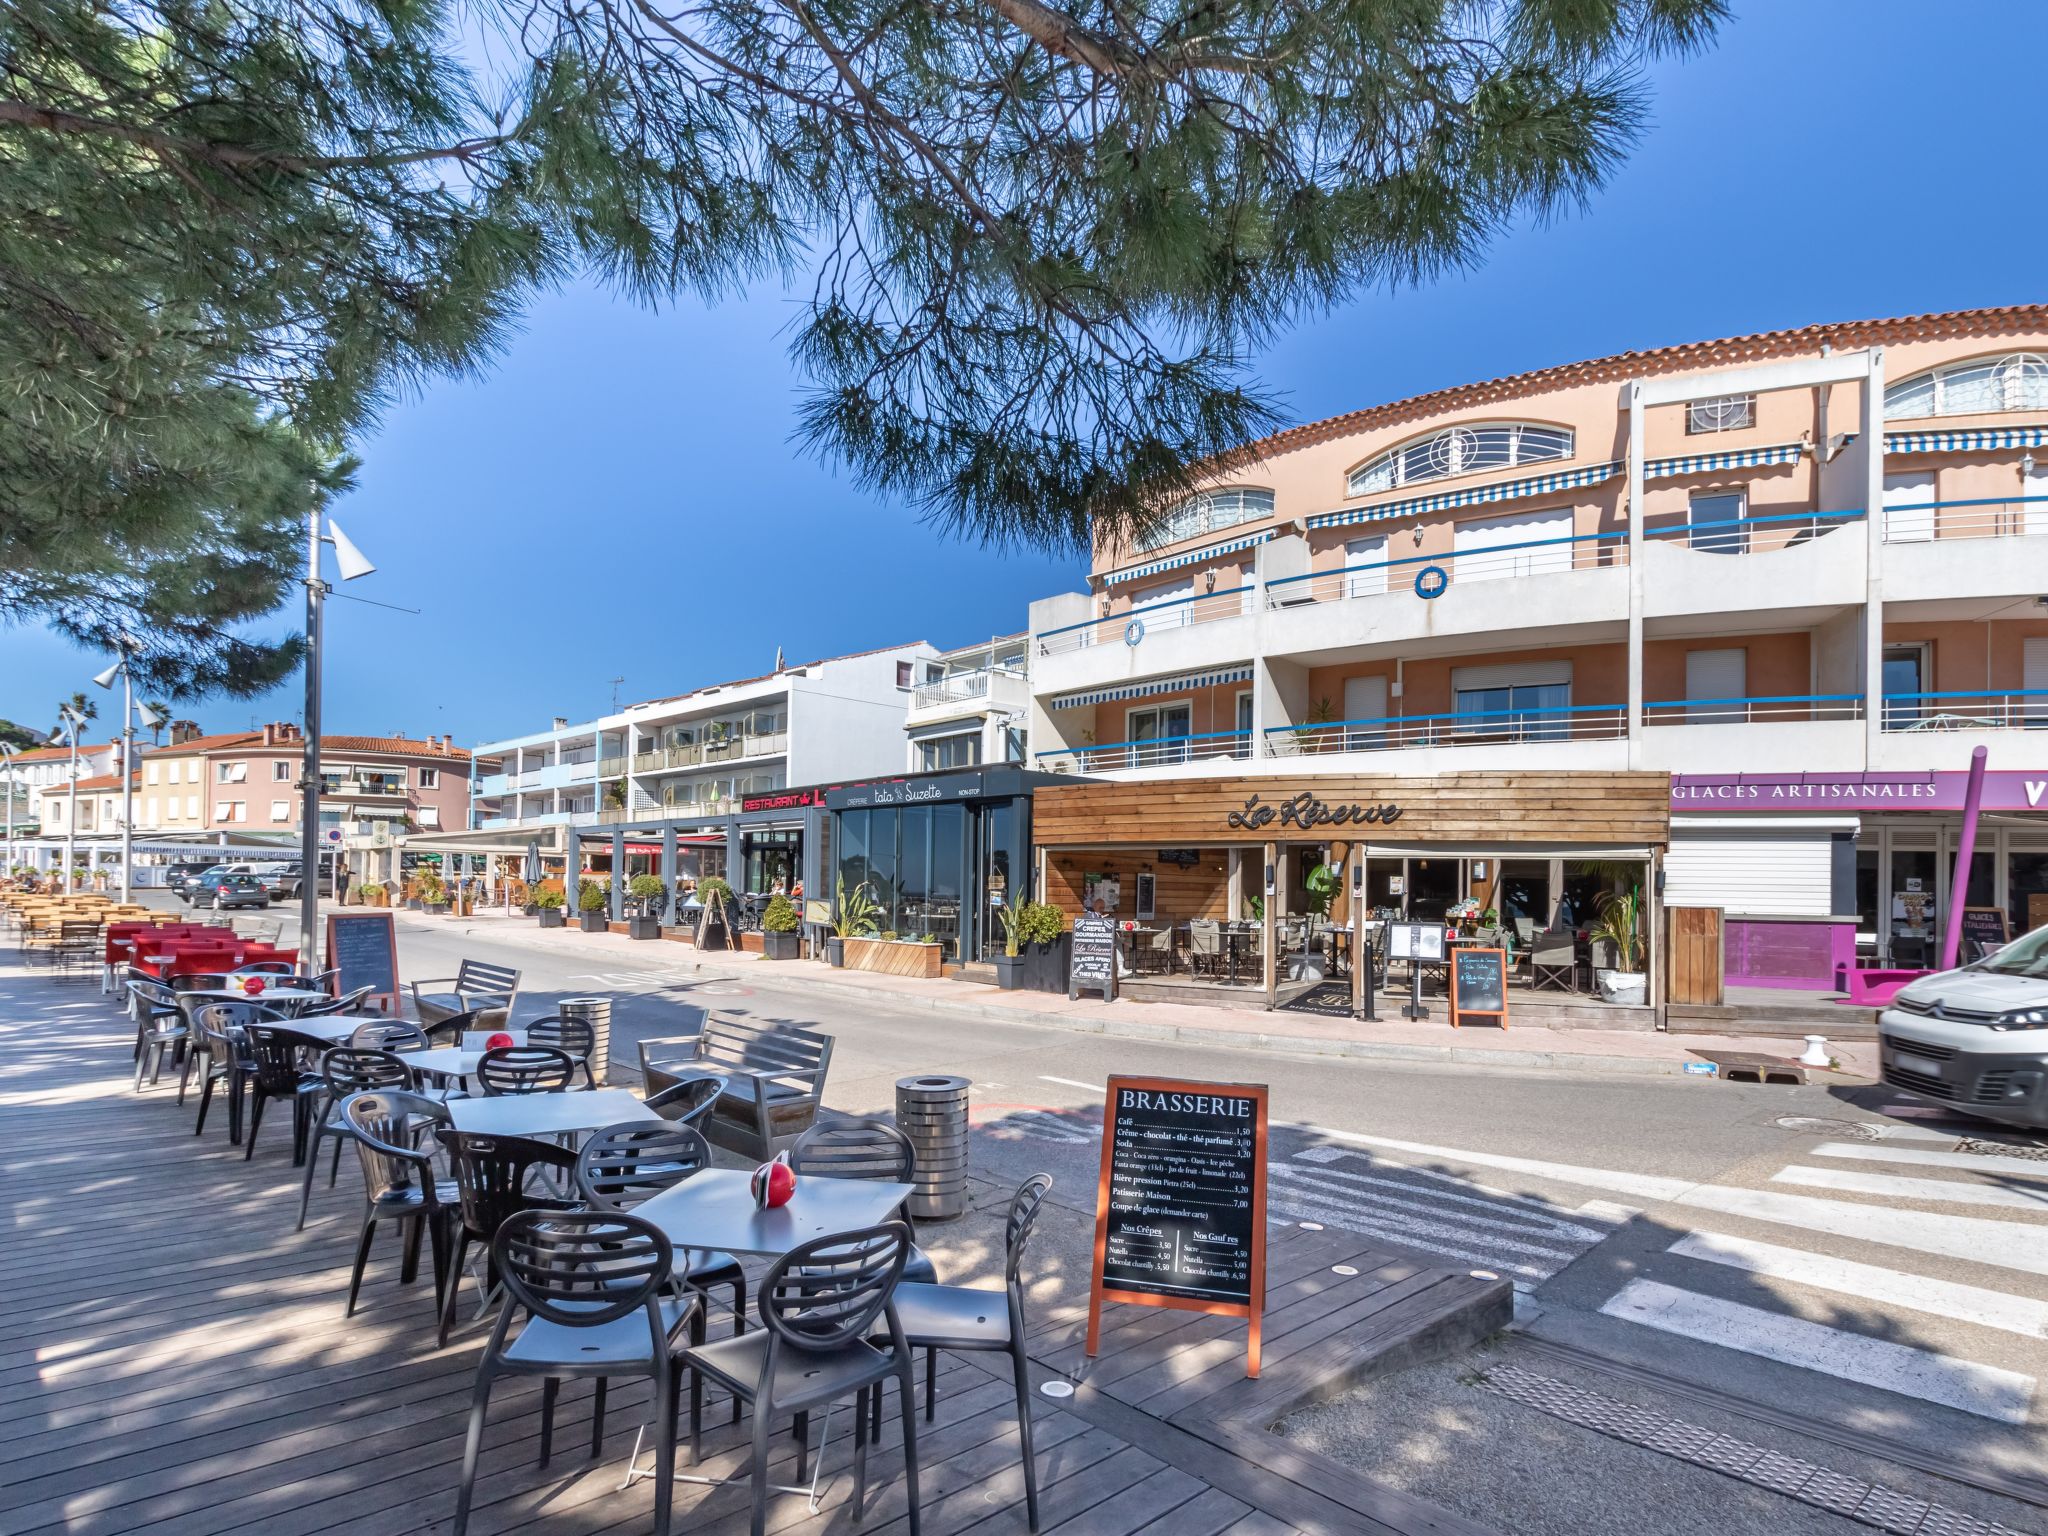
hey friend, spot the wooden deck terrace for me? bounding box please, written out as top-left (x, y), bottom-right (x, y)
top-left (0, 956), bottom-right (1510, 1536)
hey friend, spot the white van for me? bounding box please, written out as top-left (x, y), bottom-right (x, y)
top-left (1878, 932), bottom-right (2048, 1130)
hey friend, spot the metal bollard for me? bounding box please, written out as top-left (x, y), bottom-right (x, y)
top-left (558, 996), bottom-right (613, 1086)
top-left (894, 1075), bottom-right (971, 1221)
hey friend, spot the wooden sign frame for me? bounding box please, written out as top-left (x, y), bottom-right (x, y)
top-left (1449, 945), bottom-right (1509, 1030)
top-left (323, 911), bottom-right (400, 1015)
top-left (1085, 1074), bottom-right (1269, 1377)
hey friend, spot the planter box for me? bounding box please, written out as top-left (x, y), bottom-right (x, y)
top-left (629, 916), bottom-right (663, 940)
top-left (843, 937), bottom-right (944, 979)
top-left (523, 904), bottom-right (541, 918)
top-left (578, 912), bottom-right (608, 933)
top-left (406, 899), bottom-right (423, 912)
top-left (1021, 935), bottom-right (1071, 993)
top-left (423, 902), bottom-right (448, 915)
top-left (536, 908), bottom-right (565, 928)
top-left (739, 930), bottom-right (764, 954)
top-left (761, 929), bottom-right (801, 960)
top-left (994, 955), bottom-right (1025, 991)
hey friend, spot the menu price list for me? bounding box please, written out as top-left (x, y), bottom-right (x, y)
top-left (1100, 1090), bottom-right (1257, 1305)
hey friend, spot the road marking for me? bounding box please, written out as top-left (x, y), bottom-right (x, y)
top-left (1268, 1168), bottom-right (1585, 1262)
top-left (1674, 1186), bottom-right (2048, 1276)
top-left (1298, 1124), bottom-right (1696, 1203)
top-left (1261, 1182), bottom-right (1557, 1286)
top-left (1669, 1231), bottom-right (2048, 1339)
top-left (1810, 1141), bottom-right (2048, 1180)
top-left (1600, 1278), bottom-right (2035, 1423)
top-left (1772, 1165), bottom-right (2048, 1212)
top-left (1870, 1124), bottom-right (1967, 1143)
top-left (1278, 1152), bottom-right (1620, 1243)
top-left (1038, 1076), bottom-right (1101, 1094)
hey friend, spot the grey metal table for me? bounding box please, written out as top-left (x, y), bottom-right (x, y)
top-left (269, 1016), bottom-right (367, 1045)
top-left (446, 1088), bottom-right (662, 1138)
top-left (633, 1168), bottom-right (915, 1258)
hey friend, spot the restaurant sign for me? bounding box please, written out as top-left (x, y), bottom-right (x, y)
top-left (1226, 790), bottom-right (1402, 832)
top-left (1672, 771), bottom-right (2048, 813)
top-left (741, 788), bottom-right (822, 814)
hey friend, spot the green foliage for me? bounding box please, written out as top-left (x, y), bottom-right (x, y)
top-left (696, 876), bottom-right (734, 912)
top-left (832, 876), bottom-right (879, 939)
top-left (415, 870), bottom-right (445, 903)
top-left (1590, 888), bottom-right (1646, 972)
top-left (628, 874), bottom-right (666, 900)
top-left (357, 881), bottom-right (383, 898)
top-left (0, 719), bottom-right (42, 750)
top-left (762, 892), bottom-right (799, 933)
top-left (1015, 902), bottom-right (1066, 947)
top-left (0, 0), bottom-right (1720, 681)
top-left (530, 885), bottom-right (566, 910)
top-left (578, 880), bottom-right (608, 913)
top-left (994, 902), bottom-right (1022, 958)
top-left (1303, 862), bottom-right (1340, 917)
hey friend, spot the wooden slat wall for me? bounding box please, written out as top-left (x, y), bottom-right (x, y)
top-left (1033, 771), bottom-right (1670, 848)
top-left (1666, 905), bottom-right (1724, 1005)
top-left (1044, 850), bottom-right (1231, 921)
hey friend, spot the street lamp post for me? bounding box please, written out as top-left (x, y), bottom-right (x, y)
top-left (92, 643), bottom-right (160, 905)
top-left (58, 706), bottom-right (83, 893)
top-left (0, 742), bottom-right (19, 878)
top-left (299, 506), bottom-right (377, 965)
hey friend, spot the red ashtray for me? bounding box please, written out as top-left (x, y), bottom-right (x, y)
top-left (486, 1032), bottom-right (515, 1051)
top-left (242, 977), bottom-right (266, 996)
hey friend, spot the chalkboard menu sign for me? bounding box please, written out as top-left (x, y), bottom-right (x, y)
top-left (324, 912), bottom-right (399, 1014)
top-left (1960, 906), bottom-right (2010, 956)
top-left (1086, 1075), bottom-right (1269, 1377)
top-left (1068, 913), bottom-right (1118, 1001)
top-left (1450, 946), bottom-right (1509, 1029)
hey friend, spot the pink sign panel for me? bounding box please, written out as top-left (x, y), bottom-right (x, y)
top-left (1671, 771), bottom-right (2048, 813)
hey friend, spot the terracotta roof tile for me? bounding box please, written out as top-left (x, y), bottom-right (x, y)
top-left (4, 741), bottom-right (120, 761)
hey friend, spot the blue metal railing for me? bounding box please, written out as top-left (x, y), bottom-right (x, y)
top-left (1642, 693), bottom-right (1864, 726)
top-left (1035, 727), bottom-right (1251, 772)
top-left (1880, 690), bottom-right (2048, 731)
top-left (1037, 586), bottom-right (1254, 655)
top-left (1262, 702), bottom-right (1627, 756)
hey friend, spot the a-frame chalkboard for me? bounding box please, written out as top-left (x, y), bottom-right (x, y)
top-left (324, 912), bottom-right (399, 1014)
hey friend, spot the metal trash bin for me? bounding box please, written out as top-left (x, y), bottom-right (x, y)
top-left (894, 1074), bottom-right (970, 1221)
top-left (558, 996), bottom-right (613, 1086)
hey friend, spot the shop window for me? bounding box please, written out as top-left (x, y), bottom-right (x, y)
top-left (2008, 851), bottom-right (2048, 938)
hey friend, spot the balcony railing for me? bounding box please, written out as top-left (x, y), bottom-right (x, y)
top-left (1882, 495), bottom-right (2048, 544)
top-left (1880, 690), bottom-right (2048, 732)
top-left (910, 668), bottom-right (1025, 709)
top-left (1038, 587), bottom-right (1254, 657)
top-left (510, 770), bottom-right (539, 787)
top-left (320, 776), bottom-right (408, 798)
top-left (1265, 703), bottom-right (1627, 756)
top-left (1642, 694), bottom-right (1864, 726)
top-left (701, 731), bottom-right (788, 761)
top-left (596, 755), bottom-right (625, 778)
top-left (1642, 507), bottom-right (1864, 554)
top-left (1035, 728), bottom-right (1251, 773)
top-left (1264, 529), bottom-right (1627, 611)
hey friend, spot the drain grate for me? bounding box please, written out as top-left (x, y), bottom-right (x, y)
top-left (1958, 1137), bottom-right (2048, 1162)
top-left (1475, 1363), bottom-right (2031, 1536)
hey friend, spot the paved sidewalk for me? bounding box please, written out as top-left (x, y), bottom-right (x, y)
top-left (416, 909), bottom-right (1880, 1082)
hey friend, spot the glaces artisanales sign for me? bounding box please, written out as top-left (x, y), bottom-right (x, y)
top-left (1225, 791), bottom-right (1401, 832)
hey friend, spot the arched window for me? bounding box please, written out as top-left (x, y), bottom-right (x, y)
top-left (1347, 423), bottom-right (1574, 497)
top-left (1136, 487), bottom-right (1275, 551)
top-left (1885, 353), bottom-right (2048, 420)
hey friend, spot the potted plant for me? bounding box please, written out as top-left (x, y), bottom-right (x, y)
top-left (418, 870), bottom-right (448, 914)
top-left (761, 892), bottom-right (802, 958)
top-left (1589, 887), bottom-right (1648, 1005)
top-left (358, 881), bottom-right (385, 908)
top-left (404, 877), bottom-right (423, 912)
top-left (1016, 901), bottom-right (1069, 992)
top-left (627, 874), bottom-right (666, 939)
top-left (993, 902), bottom-right (1025, 989)
top-left (828, 875), bottom-right (878, 966)
top-left (532, 884), bottom-right (566, 927)
top-left (577, 879), bottom-right (609, 933)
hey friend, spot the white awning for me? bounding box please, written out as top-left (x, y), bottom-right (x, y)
top-left (1047, 666), bottom-right (1253, 712)
top-left (1885, 425), bottom-right (2048, 455)
top-left (1645, 441), bottom-right (1806, 478)
top-left (1307, 461), bottom-right (1622, 531)
top-left (1103, 531), bottom-right (1276, 586)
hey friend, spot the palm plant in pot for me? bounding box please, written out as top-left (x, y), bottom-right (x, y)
top-left (828, 875), bottom-right (878, 966)
top-left (1589, 887), bottom-right (1647, 1005)
top-left (761, 892), bottom-right (802, 958)
top-left (627, 874), bottom-right (666, 939)
top-left (417, 870), bottom-right (448, 914)
top-left (531, 884), bottom-right (566, 926)
top-left (992, 901), bottom-right (1025, 989)
top-left (577, 879), bottom-right (609, 932)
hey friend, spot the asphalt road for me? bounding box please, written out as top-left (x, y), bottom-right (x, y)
top-left (377, 907), bottom-right (2047, 1519)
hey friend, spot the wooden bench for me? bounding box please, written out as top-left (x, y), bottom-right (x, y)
top-left (641, 1011), bottom-right (832, 1161)
top-left (409, 959), bottom-right (519, 1031)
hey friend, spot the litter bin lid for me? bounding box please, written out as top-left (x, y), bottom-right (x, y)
top-left (896, 1074), bottom-right (970, 1095)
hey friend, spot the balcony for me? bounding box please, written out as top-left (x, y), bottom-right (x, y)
top-left (1880, 497), bottom-right (2048, 603)
top-left (1265, 702), bottom-right (1628, 757)
top-left (701, 731), bottom-right (788, 763)
top-left (1263, 528), bottom-right (1627, 614)
top-left (1038, 585), bottom-right (1255, 658)
top-left (1643, 694), bottom-right (1864, 727)
top-left (1637, 693), bottom-right (1866, 774)
top-left (320, 775), bottom-right (408, 799)
top-left (1035, 728), bottom-right (1250, 775)
top-left (596, 755), bottom-right (626, 779)
top-left (907, 667), bottom-right (1031, 727)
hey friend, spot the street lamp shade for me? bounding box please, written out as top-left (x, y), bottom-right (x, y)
top-left (134, 701), bottom-right (166, 730)
top-left (326, 519), bottom-right (377, 581)
top-left (92, 661), bottom-right (121, 690)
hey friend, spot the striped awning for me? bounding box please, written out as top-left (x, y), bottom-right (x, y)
top-left (1306, 461), bottom-right (1621, 531)
top-left (1104, 530), bottom-right (1276, 586)
top-left (1048, 666), bottom-right (1253, 712)
top-left (1645, 441), bottom-right (1805, 478)
top-left (1884, 425), bottom-right (2048, 455)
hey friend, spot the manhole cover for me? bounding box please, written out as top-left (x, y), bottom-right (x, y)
top-left (1773, 1116), bottom-right (1884, 1139)
top-left (1959, 1137), bottom-right (2048, 1161)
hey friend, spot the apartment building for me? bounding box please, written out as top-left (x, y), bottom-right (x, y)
top-left (1024, 305), bottom-right (2048, 992)
top-left (2, 739), bottom-right (120, 832)
top-left (35, 769), bottom-right (137, 836)
top-left (904, 635), bottom-right (1031, 771)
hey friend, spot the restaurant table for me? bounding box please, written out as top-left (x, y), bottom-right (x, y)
top-left (447, 1088), bottom-right (663, 1139)
top-left (405, 1046), bottom-right (482, 1083)
top-left (270, 1016), bottom-right (369, 1046)
top-left (634, 1168), bottom-right (917, 1259)
top-left (183, 985), bottom-right (331, 1011)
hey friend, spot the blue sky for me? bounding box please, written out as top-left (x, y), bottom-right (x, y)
top-left (6, 1), bottom-right (2044, 746)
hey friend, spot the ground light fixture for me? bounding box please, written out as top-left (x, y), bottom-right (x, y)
top-left (299, 511), bottom-right (379, 963)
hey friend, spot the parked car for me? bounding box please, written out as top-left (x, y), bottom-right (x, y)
top-left (254, 862), bottom-right (301, 899)
top-left (1878, 931), bottom-right (2048, 1130)
top-left (164, 861), bottom-right (219, 895)
top-left (181, 870), bottom-right (271, 909)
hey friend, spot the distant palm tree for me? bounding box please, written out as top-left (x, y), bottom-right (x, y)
top-left (53, 692), bottom-right (96, 739)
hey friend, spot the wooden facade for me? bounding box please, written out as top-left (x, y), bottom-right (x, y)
top-left (1666, 905), bottom-right (1726, 1005)
top-left (1045, 848), bottom-right (1233, 921)
top-left (1032, 771), bottom-right (1672, 850)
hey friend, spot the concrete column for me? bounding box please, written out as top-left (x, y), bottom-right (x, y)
top-left (1862, 348), bottom-right (1887, 767)
top-left (1626, 380), bottom-right (1646, 767)
top-left (610, 830), bottom-right (626, 920)
top-left (1261, 841), bottom-right (1277, 1010)
top-left (660, 825), bottom-right (678, 923)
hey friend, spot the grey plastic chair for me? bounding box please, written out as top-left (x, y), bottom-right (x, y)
top-left (349, 1019), bottom-right (431, 1053)
top-left (477, 1044), bottom-right (575, 1096)
top-left (790, 1117), bottom-right (937, 1284)
top-left (644, 1073), bottom-right (726, 1129)
top-left (299, 1047), bottom-right (417, 1229)
top-left (341, 1089), bottom-right (456, 1317)
top-left (453, 1210), bottom-right (698, 1536)
top-left (681, 1223), bottom-right (920, 1536)
top-left (525, 1015), bottom-right (597, 1089)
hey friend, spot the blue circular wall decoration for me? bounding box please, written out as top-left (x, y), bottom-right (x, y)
top-left (1413, 565), bottom-right (1450, 599)
top-left (1123, 618), bottom-right (1146, 646)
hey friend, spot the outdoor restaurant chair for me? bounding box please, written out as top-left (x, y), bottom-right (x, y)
top-left (525, 1015), bottom-right (598, 1089)
top-left (1187, 919), bottom-right (1220, 977)
top-left (790, 1118), bottom-right (937, 1285)
top-left (680, 1223), bottom-right (920, 1536)
top-left (477, 1045), bottom-right (577, 1096)
top-left (189, 1002), bottom-right (283, 1142)
top-left (421, 1006), bottom-right (492, 1045)
top-left (645, 1074), bottom-right (727, 1129)
top-left (349, 1020), bottom-right (431, 1053)
top-left (574, 1123), bottom-right (747, 1339)
top-left (127, 973), bottom-right (182, 1060)
top-left (1529, 930), bottom-right (1578, 993)
top-left (131, 980), bottom-right (191, 1093)
top-left (884, 1173), bottom-right (1052, 1530)
top-left (453, 1211), bottom-right (698, 1536)
top-left (240, 1024), bottom-right (327, 1163)
top-left (293, 985), bottom-right (377, 1019)
top-left (434, 1129), bottom-right (580, 1347)
top-left (412, 958), bottom-right (520, 1033)
top-left (299, 1047), bottom-right (419, 1230)
top-left (234, 959), bottom-right (299, 976)
top-left (340, 1090), bottom-right (457, 1317)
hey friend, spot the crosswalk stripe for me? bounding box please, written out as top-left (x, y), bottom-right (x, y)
top-left (1773, 1165), bottom-right (2048, 1213)
top-left (1262, 1184), bottom-right (1558, 1285)
top-left (1600, 1279), bottom-right (2036, 1424)
top-left (1668, 1231), bottom-right (2048, 1340)
top-left (1810, 1141), bottom-right (2048, 1180)
top-left (1298, 1124), bottom-right (1695, 1203)
top-left (1674, 1185), bottom-right (2048, 1276)
top-left (1268, 1167), bottom-right (1585, 1261)
top-left (1284, 1154), bottom-right (1621, 1242)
